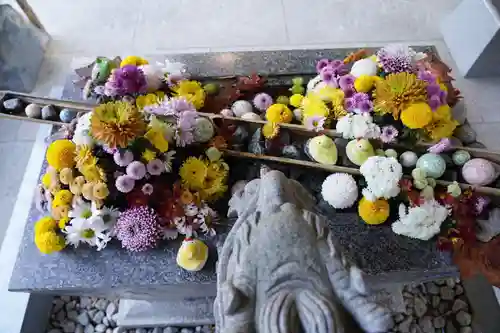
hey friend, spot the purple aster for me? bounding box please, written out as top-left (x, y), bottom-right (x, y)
top-left (115, 206), bottom-right (162, 252)
top-left (147, 159), bottom-right (164, 176)
top-left (126, 161), bottom-right (147, 180)
top-left (356, 100), bottom-right (373, 114)
top-left (376, 44), bottom-right (416, 74)
top-left (115, 175), bottom-right (135, 193)
top-left (418, 70), bottom-right (436, 84)
top-left (175, 128), bottom-right (195, 147)
top-left (352, 92), bottom-right (370, 105)
top-left (338, 75), bottom-right (355, 91)
top-left (305, 116), bottom-right (325, 132)
top-left (380, 126), bottom-right (399, 143)
top-left (320, 67), bottom-right (337, 86)
top-left (113, 150), bottom-right (134, 167)
top-left (427, 84), bottom-right (441, 97)
top-left (344, 98), bottom-right (355, 111)
top-left (316, 59), bottom-right (330, 73)
top-left (141, 183), bottom-right (154, 196)
top-left (178, 110), bottom-right (197, 130)
top-left (330, 60), bottom-right (348, 76)
top-left (428, 95), bottom-right (442, 110)
top-left (145, 97), bottom-right (196, 116)
top-left (427, 138), bottom-right (451, 154)
top-left (104, 65), bottom-right (147, 96)
top-left (475, 196), bottom-right (491, 215)
top-left (253, 93), bottom-right (273, 112)
top-left (343, 87), bottom-right (355, 98)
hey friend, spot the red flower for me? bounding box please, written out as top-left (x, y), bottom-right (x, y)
top-left (126, 189), bottom-right (150, 207)
top-left (399, 179), bottom-right (413, 192)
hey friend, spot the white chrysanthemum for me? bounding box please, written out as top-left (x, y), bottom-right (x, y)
top-left (392, 199), bottom-right (450, 240)
top-left (336, 113), bottom-right (381, 139)
top-left (360, 156), bottom-right (403, 201)
top-left (64, 216), bottom-right (107, 248)
top-left (321, 173), bottom-right (358, 209)
top-left (306, 75), bottom-right (324, 94)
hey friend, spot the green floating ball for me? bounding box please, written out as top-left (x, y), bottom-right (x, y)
top-left (290, 85), bottom-right (305, 95)
top-left (203, 83), bottom-right (219, 95)
top-left (292, 77), bottom-right (304, 86)
top-left (276, 96), bottom-right (290, 105)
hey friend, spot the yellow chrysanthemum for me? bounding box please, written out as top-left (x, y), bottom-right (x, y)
top-left (200, 176), bottom-right (228, 202)
top-left (41, 172), bottom-right (53, 188)
top-left (373, 73), bottom-right (428, 120)
top-left (34, 216), bottom-right (58, 235)
top-left (136, 92), bottom-right (165, 110)
top-left (53, 189), bottom-right (73, 206)
top-left (58, 217), bottom-right (70, 230)
top-left (316, 86), bottom-right (344, 105)
top-left (358, 198), bottom-right (390, 225)
top-left (46, 140), bottom-right (76, 171)
top-left (91, 102), bottom-right (147, 149)
top-left (262, 122), bottom-right (280, 139)
top-left (301, 94), bottom-right (330, 122)
top-left (424, 104), bottom-right (459, 142)
top-left (120, 55), bottom-right (149, 67)
top-left (400, 103), bottom-right (433, 129)
top-left (206, 161), bottom-right (228, 182)
top-left (93, 182), bottom-right (109, 200)
top-left (145, 128), bottom-right (169, 153)
top-left (289, 94), bottom-right (304, 108)
top-left (75, 145), bottom-right (96, 170)
top-left (81, 164), bottom-right (106, 183)
top-left (180, 157), bottom-right (208, 190)
top-left (172, 80), bottom-right (206, 110)
top-left (142, 149), bottom-right (157, 163)
top-left (266, 104), bottom-right (293, 123)
top-left (35, 231), bottom-right (65, 254)
top-left (354, 75), bottom-right (375, 93)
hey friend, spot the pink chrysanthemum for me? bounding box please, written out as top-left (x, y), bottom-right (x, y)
top-left (380, 125), bottom-right (399, 143)
top-left (126, 161), bottom-right (147, 180)
top-left (377, 44), bottom-right (417, 74)
top-left (113, 150), bottom-right (134, 167)
top-left (147, 159), bottom-right (164, 176)
top-left (104, 65), bottom-right (147, 96)
top-left (115, 175), bottom-right (135, 193)
top-left (141, 183), bottom-right (154, 195)
top-left (115, 206), bottom-right (162, 252)
top-left (253, 93), bottom-right (273, 112)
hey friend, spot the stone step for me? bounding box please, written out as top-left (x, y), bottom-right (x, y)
top-left (117, 297), bottom-right (215, 328)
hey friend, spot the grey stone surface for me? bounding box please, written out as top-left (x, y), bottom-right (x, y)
top-left (215, 169), bottom-right (393, 333)
top-left (0, 5), bottom-right (49, 92)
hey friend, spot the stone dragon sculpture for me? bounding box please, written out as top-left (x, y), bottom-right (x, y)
top-left (215, 169), bottom-right (393, 333)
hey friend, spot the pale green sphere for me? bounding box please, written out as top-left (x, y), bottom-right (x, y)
top-left (416, 153), bottom-right (446, 179)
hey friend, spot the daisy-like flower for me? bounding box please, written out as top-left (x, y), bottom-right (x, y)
top-left (380, 125), bottom-right (399, 143)
top-left (92, 203), bottom-right (120, 227)
top-left (142, 183), bottom-right (154, 195)
top-left (175, 128), bottom-right (195, 147)
top-left (147, 159), bottom-right (164, 176)
top-left (253, 93), bottom-right (273, 112)
top-left (174, 216), bottom-right (193, 237)
top-left (113, 150), bottom-right (134, 167)
top-left (305, 115), bottom-right (326, 132)
top-left (126, 161), bottom-right (147, 180)
top-left (115, 175), bottom-right (135, 193)
top-left (64, 217), bottom-right (107, 248)
top-left (163, 150), bottom-right (176, 173)
top-left (69, 200), bottom-right (93, 220)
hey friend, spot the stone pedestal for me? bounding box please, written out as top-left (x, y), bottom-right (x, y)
top-left (441, 0), bottom-right (500, 77)
top-left (0, 5), bottom-right (49, 92)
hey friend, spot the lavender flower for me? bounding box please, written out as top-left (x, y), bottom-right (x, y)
top-left (104, 65), bottom-right (147, 96)
top-left (418, 70), bottom-right (436, 84)
top-left (439, 90), bottom-right (448, 104)
top-left (377, 44), bottom-right (417, 74)
top-left (141, 183), bottom-right (154, 195)
top-left (144, 97), bottom-right (196, 116)
top-left (344, 98), bottom-right (355, 111)
top-left (175, 128), bottom-right (195, 147)
top-left (338, 75), bottom-right (355, 91)
top-left (178, 111), bottom-right (197, 130)
top-left (126, 161), bottom-right (147, 180)
top-left (427, 138), bottom-right (451, 154)
top-left (380, 126), bottom-right (399, 143)
top-left (113, 150), bottom-right (134, 167)
top-left (93, 85), bottom-right (105, 95)
top-left (316, 59), bottom-right (330, 73)
top-left (343, 87), bottom-right (355, 98)
top-left (330, 60), bottom-right (348, 76)
top-left (147, 159), bottom-right (164, 176)
top-left (352, 92), bottom-right (370, 105)
top-left (115, 175), bottom-right (135, 193)
top-left (320, 67), bottom-right (338, 87)
top-left (428, 95), bottom-right (442, 110)
top-left (475, 196), bottom-right (491, 215)
top-left (356, 100), bottom-right (373, 114)
top-left (427, 84), bottom-right (441, 97)
top-left (305, 116), bottom-right (326, 132)
top-left (253, 93), bottom-right (273, 112)
top-left (115, 206), bottom-right (162, 252)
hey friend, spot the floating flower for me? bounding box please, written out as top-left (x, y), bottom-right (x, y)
top-left (115, 206), bottom-right (162, 252)
top-left (289, 94), bottom-right (304, 108)
top-left (373, 72), bottom-right (428, 120)
top-left (163, 150), bottom-right (176, 173)
top-left (142, 183), bottom-right (154, 195)
top-left (126, 161), bottom-right (147, 180)
top-left (147, 159), bottom-right (164, 176)
top-left (142, 149), bottom-right (156, 163)
top-left (172, 80), bottom-right (206, 110)
top-left (115, 175), bottom-right (135, 193)
top-left (400, 103), bottom-right (432, 129)
top-left (253, 93), bottom-right (273, 112)
top-left (120, 56), bottom-right (149, 67)
top-left (113, 150), bottom-right (134, 167)
top-left (104, 65), bottom-right (147, 96)
top-left (321, 173), bottom-right (358, 209)
top-left (377, 44), bottom-right (419, 73)
top-left (265, 104), bottom-right (293, 123)
top-left (304, 115), bottom-right (326, 132)
top-left (35, 230), bottom-right (65, 254)
top-left (358, 197), bottom-right (390, 225)
top-left (380, 125), bottom-right (399, 143)
top-left (46, 140), bottom-right (76, 171)
top-left (91, 101), bottom-right (147, 148)
top-left (262, 122), bottom-right (280, 139)
top-left (180, 157), bottom-right (208, 190)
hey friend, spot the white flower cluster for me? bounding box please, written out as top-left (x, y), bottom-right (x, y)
top-left (360, 156), bottom-right (402, 201)
top-left (169, 202), bottom-right (218, 239)
top-left (321, 173), bottom-right (358, 209)
top-left (336, 113), bottom-right (381, 140)
top-left (392, 199), bottom-right (450, 240)
top-left (73, 112), bottom-right (94, 147)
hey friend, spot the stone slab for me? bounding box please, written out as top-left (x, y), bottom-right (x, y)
top-left (9, 46), bottom-right (458, 300)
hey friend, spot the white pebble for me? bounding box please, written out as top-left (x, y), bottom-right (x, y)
top-left (84, 324), bottom-right (95, 333)
top-left (456, 311), bottom-right (472, 326)
top-left (95, 324), bottom-right (107, 333)
top-left (241, 112), bottom-right (261, 121)
top-left (62, 321), bottom-right (76, 333)
top-left (102, 317), bottom-right (110, 326)
top-left (106, 302), bottom-right (118, 318)
top-left (452, 299), bottom-right (468, 313)
top-left (77, 312), bottom-right (90, 326)
top-left (95, 299), bottom-right (109, 311)
top-left (76, 325), bottom-right (85, 333)
top-left (92, 310), bottom-right (105, 324)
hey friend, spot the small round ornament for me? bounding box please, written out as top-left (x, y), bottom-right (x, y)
top-left (241, 112), bottom-right (261, 121)
top-left (305, 135), bottom-right (338, 165)
top-left (41, 105), bottom-right (57, 120)
top-left (384, 149), bottom-right (398, 159)
top-left (452, 150), bottom-right (471, 166)
top-left (231, 100), bottom-right (253, 118)
top-left (25, 103), bottom-right (42, 118)
top-left (176, 238), bottom-right (209, 272)
top-left (462, 158), bottom-right (499, 186)
top-left (399, 151), bottom-right (418, 168)
top-left (416, 153), bottom-right (446, 179)
top-left (193, 117), bottom-right (215, 143)
top-left (59, 108), bottom-right (77, 123)
top-left (346, 139), bottom-right (375, 166)
top-left (350, 58), bottom-right (378, 78)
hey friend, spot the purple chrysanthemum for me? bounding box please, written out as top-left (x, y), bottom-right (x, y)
top-left (141, 183), bottom-right (154, 195)
top-left (175, 128), bottom-right (194, 147)
top-left (338, 74), bottom-right (355, 91)
top-left (104, 65), bottom-right (147, 96)
top-left (418, 70), bottom-right (436, 84)
top-left (115, 175), bottom-right (135, 193)
top-left (439, 90), bottom-right (448, 104)
top-left (178, 111), bottom-right (197, 130)
top-left (377, 44), bottom-right (416, 74)
top-left (320, 67), bottom-right (337, 86)
top-left (253, 93), bottom-right (273, 112)
top-left (428, 95), bottom-right (442, 110)
top-left (113, 150), bottom-right (134, 167)
top-left (147, 159), bottom-right (164, 176)
top-left (427, 84), bottom-right (441, 97)
top-left (144, 97), bottom-right (196, 116)
top-left (343, 87), bottom-right (355, 98)
top-left (356, 100), bottom-right (373, 114)
top-left (126, 161), bottom-right (147, 180)
top-left (316, 59), bottom-right (330, 73)
top-left (115, 206), bottom-right (162, 252)
top-left (352, 92), bottom-right (370, 105)
top-left (380, 125), bottom-right (399, 143)
top-left (330, 60), bottom-right (348, 76)
top-left (344, 98), bottom-right (355, 111)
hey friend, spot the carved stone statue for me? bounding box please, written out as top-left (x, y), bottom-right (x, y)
top-left (215, 168), bottom-right (393, 333)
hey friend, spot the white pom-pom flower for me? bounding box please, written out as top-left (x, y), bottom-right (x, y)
top-left (360, 156), bottom-right (402, 201)
top-left (321, 173), bottom-right (358, 209)
top-left (392, 199), bottom-right (450, 240)
top-left (336, 113), bottom-right (381, 140)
